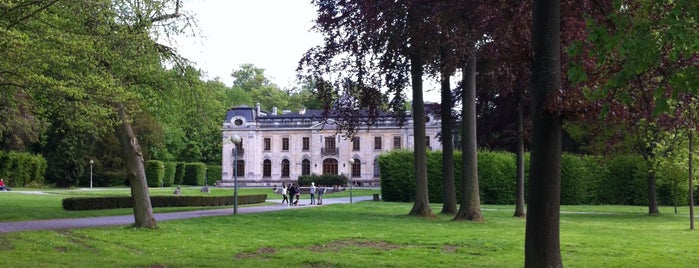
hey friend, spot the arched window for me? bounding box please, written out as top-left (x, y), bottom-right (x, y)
top-left (263, 159), bottom-right (272, 177)
top-left (302, 159), bottom-right (311, 176)
top-left (234, 160), bottom-right (245, 176)
top-left (281, 159), bottom-right (290, 178)
top-left (373, 159), bottom-right (380, 178)
top-left (351, 158), bottom-right (361, 178)
top-left (322, 158), bottom-right (338, 175)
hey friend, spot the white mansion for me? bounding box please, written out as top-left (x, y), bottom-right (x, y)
top-left (219, 103), bottom-right (442, 186)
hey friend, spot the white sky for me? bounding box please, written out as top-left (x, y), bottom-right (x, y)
top-left (175, 0), bottom-right (441, 102)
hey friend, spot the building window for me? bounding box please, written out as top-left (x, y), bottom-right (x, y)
top-left (281, 159), bottom-right (290, 177)
top-left (393, 136), bottom-right (401, 149)
top-left (352, 137), bottom-right (360, 151)
top-left (263, 159), bottom-right (271, 177)
top-left (426, 136), bottom-right (431, 150)
top-left (302, 137), bottom-right (310, 151)
top-left (322, 136), bottom-right (338, 156)
top-left (351, 158), bottom-right (361, 178)
top-left (373, 159), bottom-right (380, 178)
top-left (322, 158), bottom-right (338, 175)
top-left (302, 159), bottom-right (311, 175)
top-left (374, 136), bottom-right (382, 150)
top-left (234, 160), bottom-right (245, 176)
top-left (282, 137), bottom-right (289, 151)
top-left (325, 136), bottom-right (336, 150)
top-left (264, 138), bottom-right (271, 151)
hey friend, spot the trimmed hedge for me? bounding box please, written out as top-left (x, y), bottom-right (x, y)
top-left (298, 173), bottom-right (348, 187)
top-left (207, 165), bottom-right (223, 184)
top-left (145, 160), bottom-right (165, 187)
top-left (183, 162), bottom-right (206, 186)
top-left (379, 150), bottom-right (688, 206)
top-left (62, 194), bottom-right (267, 210)
top-left (174, 162), bottom-right (186, 185)
top-left (163, 162), bottom-right (177, 187)
top-left (0, 151), bottom-right (47, 187)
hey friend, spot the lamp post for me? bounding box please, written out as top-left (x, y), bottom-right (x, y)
top-left (348, 158), bottom-right (354, 204)
top-left (231, 134), bottom-right (242, 215)
top-left (89, 159), bottom-right (94, 189)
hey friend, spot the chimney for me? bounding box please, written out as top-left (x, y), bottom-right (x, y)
top-left (272, 107), bottom-right (277, 115)
top-left (256, 103), bottom-right (261, 116)
top-left (299, 107), bottom-right (306, 115)
top-left (282, 109), bottom-right (291, 114)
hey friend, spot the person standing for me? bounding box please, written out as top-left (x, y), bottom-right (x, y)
top-left (281, 184), bottom-right (289, 205)
top-left (309, 182), bottom-right (316, 205)
top-left (317, 185), bottom-right (325, 205)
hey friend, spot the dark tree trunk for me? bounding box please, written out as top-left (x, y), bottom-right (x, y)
top-left (514, 91), bottom-right (526, 218)
top-left (454, 52), bottom-right (483, 222)
top-left (647, 171), bottom-right (659, 215)
top-left (408, 54), bottom-right (433, 217)
top-left (525, 0), bottom-right (562, 267)
top-left (690, 128), bottom-right (695, 230)
top-left (440, 70), bottom-right (457, 215)
top-left (116, 103), bottom-right (157, 229)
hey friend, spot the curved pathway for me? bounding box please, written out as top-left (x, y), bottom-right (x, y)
top-left (0, 196), bottom-right (373, 233)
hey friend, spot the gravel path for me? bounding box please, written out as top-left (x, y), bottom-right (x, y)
top-left (0, 196), bottom-right (373, 233)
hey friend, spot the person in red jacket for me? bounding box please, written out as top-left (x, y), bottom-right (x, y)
top-left (0, 179), bottom-right (8, 191)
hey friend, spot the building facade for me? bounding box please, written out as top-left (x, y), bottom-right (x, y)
top-left (219, 103), bottom-right (441, 187)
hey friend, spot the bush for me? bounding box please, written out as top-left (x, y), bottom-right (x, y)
top-left (0, 151), bottom-right (47, 187)
top-left (207, 165), bottom-right (223, 185)
top-left (163, 162), bottom-right (177, 187)
top-left (174, 162), bottom-right (186, 185)
top-left (596, 154), bottom-right (648, 205)
top-left (145, 160), bottom-right (165, 187)
top-left (298, 173), bottom-right (348, 187)
top-left (478, 151), bottom-right (516, 204)
top-left (183, 162), bottom-right (206, 186)
top-left (62, 194), bottom-right (268, 210)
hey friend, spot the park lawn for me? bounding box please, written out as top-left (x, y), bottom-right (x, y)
top-left (0, 187), bottom-right (380, 222)
top-left (0, 201), bottom-right (697, 267)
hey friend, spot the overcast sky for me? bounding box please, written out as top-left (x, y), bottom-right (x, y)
top-left (175, 0), bottom-right (441, 102)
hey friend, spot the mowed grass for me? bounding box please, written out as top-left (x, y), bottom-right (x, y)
top-left (0, 187), bottom-right (378, 221)
top-left (0, 190), bottom-right (697, 268)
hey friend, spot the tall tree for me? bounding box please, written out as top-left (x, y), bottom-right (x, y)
top-left (525, 0), bottom-right (562, 267)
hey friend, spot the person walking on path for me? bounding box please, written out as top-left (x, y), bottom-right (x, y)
top-left (309, 182), bottom-right (316, 205)
top-left (281, 185), bottom-right (289, 205)
top-left (317, 185), bottom-right (325, 205)
top-left (287, 183), bottom-right (298, 206)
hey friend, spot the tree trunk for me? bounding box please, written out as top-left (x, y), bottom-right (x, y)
top-left (689, 128), bottom-right (695, 230)
top-left (514, 91), bottom-right (526, 218)
top-left (440, 70), bottom-right (457, 215)
top-left (647, 170), bottom-right (659, 215)
top-left (408, 54), bottom-right (433, 217)
top-left (116, 103), bottom-right (157, 228)
top-left (525, 0), bottom-right (562, 267)
top-left (454, 52), bottom-right (483, 222)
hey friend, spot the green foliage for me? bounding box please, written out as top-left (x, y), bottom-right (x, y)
top-left (206, 165), bottom-right (223, 184)
top-left (174, 162), bottom-right (186, 185)
top-left (595, 154), bottom-right (648, 205)
top-left (145, 160), bottom-right (165, 187)
top-left (0, 151), bottom-right (47, 187)
top-left (163, 162), bottom-right (177, 187)
top-left (298, 173), bottom-right (348, 187)
top-left (183, 162), bottom-right (207, 186)
top-left (62, 194), bottom-right (267, 211)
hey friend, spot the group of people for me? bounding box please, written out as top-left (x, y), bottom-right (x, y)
top-left (0, 179), bottom-right (10, 191)
top-left (278, 182), bottom-right (326, 206)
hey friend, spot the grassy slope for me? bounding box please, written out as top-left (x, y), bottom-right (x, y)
top-left (0, 190), bottom-right (697, 267)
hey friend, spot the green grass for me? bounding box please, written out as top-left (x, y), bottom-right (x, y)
top-left (0, 187), bottom-right (379, 221)
top-left (1, 190), bottom-right (697, 267)
top-left (0, 202), bottom-right (697, 267)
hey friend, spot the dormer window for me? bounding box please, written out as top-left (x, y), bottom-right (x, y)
top-left (234, 119), bottom-right (243, 126)
top-left (230, 116), bottom-right (246, 127)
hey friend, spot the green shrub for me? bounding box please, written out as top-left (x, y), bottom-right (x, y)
top-left (206, 165), bottom-right (223, 185)
top-left (183, 162), bottom-right (206, 186)
top-left (62, 194), bottom-right (268, 210)
top-left (595, 154), bottom-right (648, 205)
top-left (145, 160), bottom-right (165, 187)
top-left (478, 151), bottom-right (517, 204)
top-left (174, 162), bottom-right (186, 185)
top-left (298, 173), bottom-right (348, 187)
top-left (163, 162), bottom-right (177, 187)
top-left (0, 151), bottom-right (47, 187)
